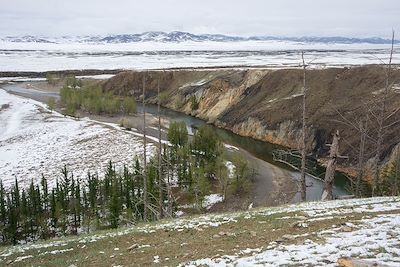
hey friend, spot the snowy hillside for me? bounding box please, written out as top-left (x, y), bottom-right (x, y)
top-left (0, 89), bottom-right (155, 189)
top-left (0, 196), bottom-right (399, 266)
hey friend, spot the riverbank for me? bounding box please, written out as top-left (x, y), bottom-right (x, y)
top-left (102, 66), bottom-right (400, 188)
top-left (1, 81), bottom-right (300, 208)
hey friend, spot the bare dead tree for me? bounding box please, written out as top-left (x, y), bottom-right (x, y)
top-left (321, 130), bottom-right (340, 200)
top-left (142, 73), bottom-right (148, 221)
top-left (157, 78), bottom-right (164, 219)
top-left (158, 143), bottom-right (176, 218)
top-left (372, 31), bottom-right (396, 196)
top-left (394, 154), bottom-right (400, 196)
top-left (356, 118), bottom-right (367, 197)
top-left (330, 102), bottom-right (377, 197)
top-left (300, 51), bottom-right (308, 201)
top-left (163, 153), bottom-right (174, 218)
top-left (329, 31), bottom-right (399, 197)
top-left (166, 148), bottom-right (174, 218)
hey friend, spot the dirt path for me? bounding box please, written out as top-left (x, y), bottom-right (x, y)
top-left (237, 148), bottom-right (297, 207)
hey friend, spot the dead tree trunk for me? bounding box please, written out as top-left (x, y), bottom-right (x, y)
top-left (372, 31), bottom-right (395, 196)
top-left (167, 181), bottom-right (173, 218)
top-left (300, 51), bottom-right (307, 201)
top-left (395, 156), bottom-right (400, 196)
top-left (157, 79), bottom-right (164, 219)
top-left (322, 130), bottom-right (340, 201)
top-left (142, 73), bottom-right (148, 221)
top-left (356, 119), bottom-right (367, 197)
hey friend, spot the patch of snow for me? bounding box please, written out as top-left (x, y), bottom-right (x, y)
top-left (203, 194), bottom-right (224, 210)
top-left (223, 144), bottom-right (239, 151)
top-left (0, 77), bottom-right (47, 82)
top-left (175, 210), bottom-right (184, 217)
top-left (184, 214), bottom-right (400, 267)
top-left (14, 255), bottom-right (33, 262)
top-left (225, 161), bottom-right (235, 179)
top-left (180, 79), bottom-right (209, 89)
top-left (283, 93), bottom-right (304, 100)
top-left (75, 74), bottom-right (116, 80)
top-left (39, 248), bottom-right (74, 256)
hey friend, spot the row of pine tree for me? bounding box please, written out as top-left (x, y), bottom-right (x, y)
top-left (0, 123), bottom-right (253, 245)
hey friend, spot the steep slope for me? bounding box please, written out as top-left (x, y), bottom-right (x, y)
top-left (102, 66), bottom-right (400, 171)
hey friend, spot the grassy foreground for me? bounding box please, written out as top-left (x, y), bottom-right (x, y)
top-left (1, 197), bottom-right (399, 266)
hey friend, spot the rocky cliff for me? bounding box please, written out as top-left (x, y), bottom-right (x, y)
top-left (102, 66), bottom-right (400, 170)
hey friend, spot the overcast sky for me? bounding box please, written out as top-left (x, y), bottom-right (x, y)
top-left (0, 0), bottom-right (398, 37)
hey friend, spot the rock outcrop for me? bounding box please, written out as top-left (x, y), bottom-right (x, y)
top-left (102, 66), bottom-right (400, 170)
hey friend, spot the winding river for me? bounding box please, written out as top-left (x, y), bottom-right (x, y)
top-left (1, 81), bottom-right (349, 202)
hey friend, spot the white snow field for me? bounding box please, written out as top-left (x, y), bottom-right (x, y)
top-left (0, 41), bottom-right (399, 72)
top-left (0, 89), bottom-right (154, 189)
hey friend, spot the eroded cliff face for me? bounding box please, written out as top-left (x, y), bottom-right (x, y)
top-left (102, 66), bottom-right (400, 168)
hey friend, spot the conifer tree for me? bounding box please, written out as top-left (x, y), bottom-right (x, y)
top-left (50, 189), bottom-right (57, 230)
top-left (41, 175), bottom-right (49, 214)
top-left (21, 190), bottom-right (29, 240)
top-left (109, 181), bottom-right (121, 229)
top-left (192, 125), bottom-right (222, 176)
top-left (87, 171), bottom-right (98, 218)
top-left (7, 194), bottom-right (18, 244)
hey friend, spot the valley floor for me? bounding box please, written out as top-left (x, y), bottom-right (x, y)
top-left (0, 197), bottom-right (399, 266)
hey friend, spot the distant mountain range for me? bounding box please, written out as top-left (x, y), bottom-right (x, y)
top-left (1, 31), bottom-right (398, 44)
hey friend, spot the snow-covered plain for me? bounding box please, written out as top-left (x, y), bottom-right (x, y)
top-left (0, 89), bottom-right (154, 189)
top-left (0, 41), bottom-right (399, 72)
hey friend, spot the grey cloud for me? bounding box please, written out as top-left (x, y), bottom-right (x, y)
top-left (0, 0), bottom-right (399, 37)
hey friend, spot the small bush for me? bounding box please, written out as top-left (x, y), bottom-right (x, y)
top-left (190, 95), bottom-right (199, 111)
top-left (119, 118), bottom-right (133, 130)
top-left (159, 92), bottom-right (169, 105)
top-left (122, 97), bottom-right (137, 114)
top-left (230, 155), bottom-right (254, 195)
top-left (174, 96), bottom-right (184, 109)
top-left (47, 97), bottom-right (56, 112)
top-left (46, 73), bottom-right (60, 86)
